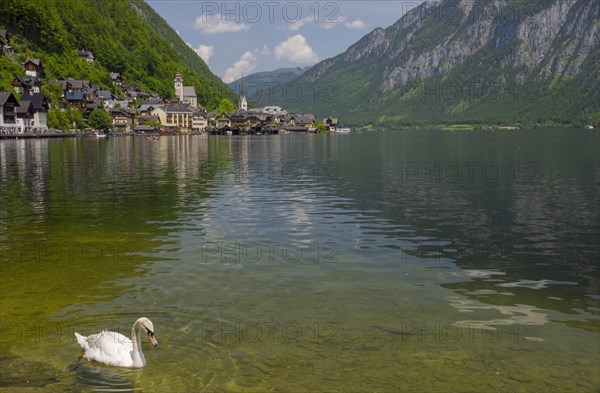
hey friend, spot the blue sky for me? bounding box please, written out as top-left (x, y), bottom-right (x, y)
top-left (147, 1), bottom-right (426, 83)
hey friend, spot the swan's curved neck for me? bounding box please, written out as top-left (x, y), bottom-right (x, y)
top-left (131, 323), bottom-right (146, 367)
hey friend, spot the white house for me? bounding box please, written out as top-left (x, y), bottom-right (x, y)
top-left (192, 112), bottom-right (208, 132)
top-left (0, 92), bottom-right (19, 130)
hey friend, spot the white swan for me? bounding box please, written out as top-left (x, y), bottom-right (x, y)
top-left (75, 317), bottom-right (158, 368)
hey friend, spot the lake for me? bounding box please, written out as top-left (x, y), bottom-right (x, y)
top-left (0, 130), bottom-right (598, 392)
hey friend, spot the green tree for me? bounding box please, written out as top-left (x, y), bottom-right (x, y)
top-left (47, 109), bottom-right (60, 129)
top-left (315, 120), bottom-right (326, 133)
top-left (217, 98), bottom-right (235, 115)
top-left (69, 109), bottom-right (86, 129)
top-left (58, 110), bottom-right (71, 130)
top-left (88, 109), bottom-right (112, 131)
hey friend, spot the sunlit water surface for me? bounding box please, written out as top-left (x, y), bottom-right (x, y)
top-left (0, 130), bottom-right (598, 392)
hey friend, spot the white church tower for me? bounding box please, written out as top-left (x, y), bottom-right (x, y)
top-left (239, 74), bottom-right (247, 111)
top-left (174, 72), bottom-right (184, 102)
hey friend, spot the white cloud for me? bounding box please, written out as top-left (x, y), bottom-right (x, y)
top-left (323, 16), bottom-right (347, 30)
top-left (193, 14), bottom-right (250, 35)
top-left (260, 44), bottom-right (271, 56)
top-left (223, 51), bottom-right (258, 83)
top-left (195, 45), bottom-right (214, 64)
top-left (274, 35), bottom-right (319, 64)
top-left (284, 16), bottom-right (315, 31)
top-left (345, 18), bottom-right (367, 29)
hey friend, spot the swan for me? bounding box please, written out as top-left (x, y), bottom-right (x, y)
top-left (74, 317), bottom-right (158, 368)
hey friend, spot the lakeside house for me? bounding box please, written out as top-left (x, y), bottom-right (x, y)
top-left (0, 92), bottom-right (19, 130)
top-left (16, 99), bottom-right (35, 131)
top-left (21, 92), bottom-right (49, 130)
top-left (110, 107), bottom-right (136, 132)
top-left (0, 91), bottom-right (48, 133)
top-left (323, 117), bottom-right (339, 132)
top-left (2, 48), bottom-right (334, 135)
top-left (193, 111), bottom-right (208, 132)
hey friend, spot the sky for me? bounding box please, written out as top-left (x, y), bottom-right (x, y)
top-left (146, 1), bottom-right (426, 83)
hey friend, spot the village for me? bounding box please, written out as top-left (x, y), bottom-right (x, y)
top-left (0, 35), bottom-right (342, 138)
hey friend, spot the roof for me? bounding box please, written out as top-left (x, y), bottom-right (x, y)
top-left (67, 80), bottom-right (91, 90)
top-left (110, 107), bottom-right (136, 116)
top-left (0, 30), bottom-right (8, 41)
top-left (0, 92), bottom-right (19, 107)
top-left (78, 50), bottom-right (94, 59)
top-left (138, 115), bottom-right (160, 121)
top-left (16, 100), bottom-right (33, 115)
top-left (135, 125), bottom-right (157, 132)
top-left (97, 90), bottom-right (113, 100)
top-left (65, 91), bottom-right (85, 101)
top-left (289, 114), bottom-right (315, 124)
top-left (140, 98), bottom-right (163, 105)
top-left (140, 104), bottom-right (165, 112)
top-left (23, 58), bottom-right (43, 67)
top-left (110, 73), bottom-right (121, 80)
top-left (166, 103), bottom-right (194, 113)
top-left (12, 76), bottom-right (41, 87)
top-left (183, 86), bottom-right (196, 98)
top-left (21, 92), bottom-right (49, 111)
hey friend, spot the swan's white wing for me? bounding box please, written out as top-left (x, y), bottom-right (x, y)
top-left (80, 330), bottom-right (134, 367)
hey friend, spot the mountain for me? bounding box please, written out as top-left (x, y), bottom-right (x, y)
top-left (281, 0), bottom-right (600, 127)
top-left (227, 67), bottom-right (308, 104)
top-left (0, 0), bottom-right (236, 108)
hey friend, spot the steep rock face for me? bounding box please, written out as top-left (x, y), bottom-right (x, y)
top-left (289, 0), bottom-right (600, 124)
top-left (380, 0), bottom-right (599, 91)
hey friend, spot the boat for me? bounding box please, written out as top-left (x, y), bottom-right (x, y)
top-left (146, 136), bottom-right (159, 141)
top-left (93, 131), bottom-right (107, 137)
top-left (336, 127), bottom-right (351, 133)
top-left (584, 125), bottom-right (594, 130)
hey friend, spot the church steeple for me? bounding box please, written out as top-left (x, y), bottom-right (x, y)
top-left (239, 74), bottom-right (247, 111)
top-left (174, 73), bottom-right (184, 102)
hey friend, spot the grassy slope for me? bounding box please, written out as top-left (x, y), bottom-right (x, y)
top-left (0, 0), bottom-right (235, 109)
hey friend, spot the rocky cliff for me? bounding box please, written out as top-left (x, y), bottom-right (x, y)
top-left (287, 0), bottom-right (600, 126)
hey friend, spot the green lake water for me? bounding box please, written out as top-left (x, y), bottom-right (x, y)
top-left (0, 130), bottom-right (598, 392)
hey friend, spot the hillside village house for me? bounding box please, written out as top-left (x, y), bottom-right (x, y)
top-left (12, 76), bottom-right (41, 94)
top-left (78, 50), bottom-right (94, 62)
top-left (23, 59), bottom-right (45, 78)
top-left (110, 72), bottom-right (123, 86)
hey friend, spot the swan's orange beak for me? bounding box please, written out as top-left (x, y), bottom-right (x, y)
top-left (150, 334), bottom-right (158, 346)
